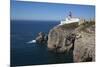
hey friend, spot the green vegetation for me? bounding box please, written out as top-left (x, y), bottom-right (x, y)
top-left (79, 21), bottom-right (95, 33)
top-left (81, 21), bottom-right (95, 27)
top-left (60, 22), bottom-right (79, 29)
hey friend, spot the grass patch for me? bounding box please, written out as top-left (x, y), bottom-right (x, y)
top-left (60, 22), bottom-right (79, 29)
top-left (79, 21), bottom-right (95, 32)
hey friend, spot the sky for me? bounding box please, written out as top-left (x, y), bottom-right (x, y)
top-left (11, 0), bottom-right (95, 21)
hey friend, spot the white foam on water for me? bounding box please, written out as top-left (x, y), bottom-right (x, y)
top-left (27, 40), bottom-right (36, 44)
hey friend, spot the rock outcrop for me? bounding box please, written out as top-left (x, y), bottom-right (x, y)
top-left (36, 32), bottom-right (48, 44)
top-left (48, 22), bottom-right (78, 53)
top-left (73, 22), bottom-right (95, 62)
top-left (47, 21), bottom-right (95, 62)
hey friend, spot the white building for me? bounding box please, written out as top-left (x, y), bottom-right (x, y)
top-left (60, 12), bottom-right (80, 25)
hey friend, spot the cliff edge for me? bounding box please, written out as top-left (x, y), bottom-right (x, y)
top-left (47, 21), bottom-right (95, 62)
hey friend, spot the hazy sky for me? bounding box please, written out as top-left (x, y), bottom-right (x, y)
top-left (11, 0), bottom-right (95, 21)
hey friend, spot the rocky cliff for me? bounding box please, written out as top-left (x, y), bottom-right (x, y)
top-left (47, 21), bottom-right (95, 62)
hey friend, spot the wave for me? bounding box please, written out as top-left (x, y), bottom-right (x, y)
top-left (27, 40), bottom-right (36, 44)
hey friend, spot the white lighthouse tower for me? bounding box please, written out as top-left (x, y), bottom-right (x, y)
top-left (60, 11), bottom-right (80, 25)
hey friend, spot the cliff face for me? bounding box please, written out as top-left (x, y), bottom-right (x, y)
top-left (47, 22), bottom-right (95, 62)
top-left (48, 23), bottom-right (78, 53)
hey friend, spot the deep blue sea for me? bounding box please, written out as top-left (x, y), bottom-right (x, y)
top-left (11, 20), bottom-right (73, 66)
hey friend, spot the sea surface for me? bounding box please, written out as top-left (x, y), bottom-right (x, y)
top-left (11, 20), bottom-right (73, 66)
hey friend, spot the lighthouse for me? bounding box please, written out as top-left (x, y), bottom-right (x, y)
top-left (60, 11), bottom-right (80, 25)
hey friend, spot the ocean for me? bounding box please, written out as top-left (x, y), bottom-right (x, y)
top-left (11, 20), bottom-right (73, 66)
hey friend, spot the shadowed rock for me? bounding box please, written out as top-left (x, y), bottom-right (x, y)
top-left (36, 32), bottom-right (48, 44)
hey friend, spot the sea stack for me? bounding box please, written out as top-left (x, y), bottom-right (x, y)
top-left (36, 32), bottom-right (48, 44)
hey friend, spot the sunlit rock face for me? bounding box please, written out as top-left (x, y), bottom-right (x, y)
top-left (47, 22), bottom-right (95, 62)
top-left (73, 22), bottom-right (95, 62)
top-left (73, 31), bottom-right (95, 62)
top-left (47, 23), bottom-right (78, 53)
